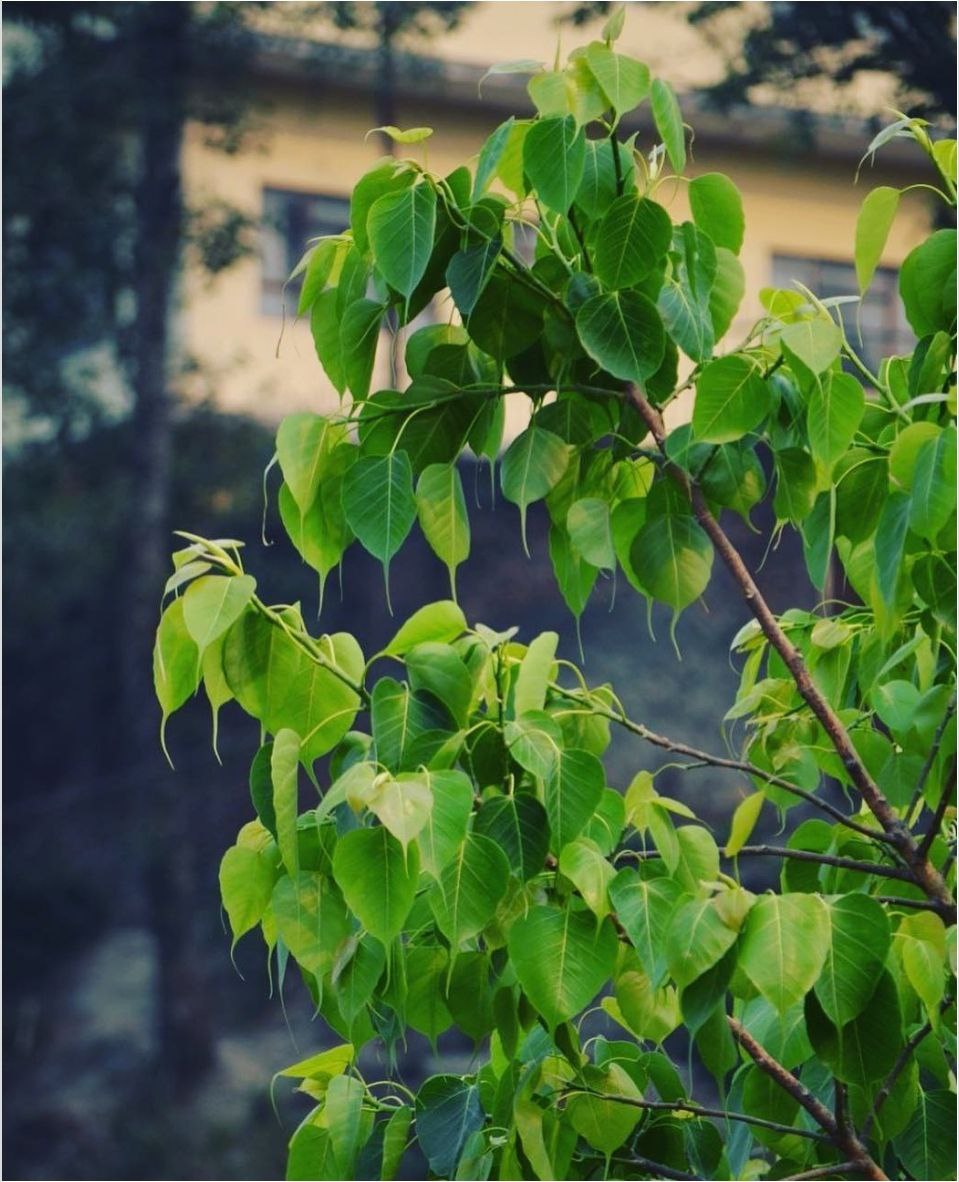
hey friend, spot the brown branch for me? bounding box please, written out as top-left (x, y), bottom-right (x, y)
top-left (781, 1165), bottom-right (861, 1181)
top-left (728, 1018), bottom-right (888, 1181)
top-left (561, 1089), bottom-right (825, 1141)
top-left (734, 846), bottom-right (913, 882)
top-left (613, 1155), bottom-right (698, 1181)
top-left (552, 686), bottom-right (899, 847)
top-left (875, 894), bottom-right (953, 913)
top-left (627, 383), bottom-right (955, 919)
top-left (917, 760), bottom-right (957, 860)
top-left (905, 692), bottom-right (956, 822)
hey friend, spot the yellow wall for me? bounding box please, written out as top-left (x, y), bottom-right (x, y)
top-left (178, 14), bottom-right (931, 433)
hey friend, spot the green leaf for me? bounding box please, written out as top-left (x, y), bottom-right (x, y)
top-left (709, 247), bottom-right (745, 341)
top-left (896, 1090), bottom-right (957, 1182)
top-left (332, 826), bottom-right (419, 945)
top-left (219, 845), bottom-right (275, 947)
top-left (559, 838), bottom-right (614, 920)
top-left (272, 728), bottom-right (301, 877)
top-left (689, 173), bottom-right (744, 254)
top-left (773, 448), bottom-right (818, 524)
top-left (500, 426), bottom-right (571, 555)
top-left (467, 269), bottom-right (544, 360)
top-left (416, 464), bottom-right (470, 600)
top-left (805, 970), bottom-right (901, 1084)
top-left (507, 904), bottom-right (618, 1027)
top-left (404, 945), bottom-right (454, 1042)
top-left (279, 450), bottom-right (356, 606)
top-left (371, 125), bottom-right (433, 144)
top-left (351, 159), bottom-right (415, 256)
top-left (365, 773), bottom-right (433, 851)
top-left (899, 228), bottom-right (957, 338)
top-left (522, 115), bottom-right (585, 214)
top-left (184, 574), bottom-right (258, 657)
top-left (909, 427), bottom-right (956, 541)
top-left (609, 871), bottom-right (685, 987)
top-left (340, 298), bottom-right (384, 400)
top-left (549, 524), bottom-right (599, 622)
top-left (380, 1106), bottom-right (413, 1182)
top-left (341, 452), bottom-right (416, 606)
top-left (272, 871), bottom-right (350, 978)
top-left (724, 792), bottom-right (765, 857)
top-left (739, 893), bottom-right (830, 1012)
top-left (874, 490), bottom-right (911, 608)
top-left (406, 642), bottom-right (472, 727)
top-left (367, 182), bottom-right (437, 297)
top-left (692, 354), bottom-right (768, 443)
top-left (593, 194), bottom-right (671, 290)
top-left (286, 1118), bottom-right (334, 1181)
top-left (576, 138), bottom-right (634, 221)
top-left (416, 1076), bottom-right (484, 1178)
top-left (584, 43), bottom-right (649, 116)
top-left (855, 186), bottom-right (900, 294)
top-left (311, 288), bottom-right (346, 393)
top-left (473, 794), bottom-right (549, 881)
top-left (384, 600), bottom-right (466, 656)
top-left (567, 498), bottom-right (615, 569)
top-left (899, 911), bottom-right (947, 1022)
top-left (515, 630), bottom-right (559, 716)
top-left (650, 78), bottom-right (685, 172)
top-left (415, 769), bottom-right (474, 879)
top-left (370, 677), bottom-right (452, 772)
top-left (575, 290), bottom-right (665, 382)
top-left (472, 118), bottom-right (516, 199)
top-left (567, 1064), bottom-right (643, 1154)
top-left (276, 414), bottom-right (344, 514)
top-left (223, 615), bottom-right (363, 762)
top-left (666, 897), bottom-right (739, 988)
top-left (814, 894), bottom-right (890, 1026)
top-left (779, 318), bottom-right (843, 374)
top-left (630, 510), bottom-right (713, 610)
top-left (153, 598), bottom-right (201, 749)
top-left (429, 833), bottom-right (510, 947)
top-left (807, 372), bottom-right (865, 474)
top-left (545, 747), bottom-right (605, 852)
top-left (326, 1074), bottom-right (368, 1176)
top-left (447, 237), bottom-right (502, 317)
top-left (332, 934), bottom-right (386, 1023)
top-left (276, 1043), bottom-right (354, 1082)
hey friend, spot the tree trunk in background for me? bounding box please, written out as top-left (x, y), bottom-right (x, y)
top-left (120, 2), bottom-right (214, 1089)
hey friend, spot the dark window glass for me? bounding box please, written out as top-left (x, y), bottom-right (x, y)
top-left (771, 255), bottom-right (913, 374)
top-left (261, 188), bottom-right (349, 315)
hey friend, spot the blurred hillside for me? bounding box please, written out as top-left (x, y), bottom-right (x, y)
top-left (2, 3), bottom-right (954, 1179)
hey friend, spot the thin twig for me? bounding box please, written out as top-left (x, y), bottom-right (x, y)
top-left (905, 693), bottom-right (956, 823)
top-left (612, 1155), bottom-right (698, 1181)
top-left (734, 846), bottom-right (913, 882)
top-left (728, 1018), bottom-right (887, 1181)
top-left (875, 894), bottom-right (952, 913)
top-left (781, 1164), bottom-right (861, 1181)
top-left (917, 761), bottom-right (957, 860)
top-left (561, 1089), bottom-right (825, 1142)
top-left (627, 383), bottom-right (955, 920)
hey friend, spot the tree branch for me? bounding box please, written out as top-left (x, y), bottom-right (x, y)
top-left (612, 1155), bottom-right (698, 1181)
top-left (728, 1018), bottom-right (888, 1181)
top-left (551, 685), bottom-right (899, 847)
top-left (781, 1165), bottom-right (861, 1181)
top-left (733, 846), bottom-right (913, 882)
top-left (905, 691), bottom-right (956, 823)
top-left (627, 383), bottom-right (955, 920)
top-left (917, 760), bottom-right (956, 860)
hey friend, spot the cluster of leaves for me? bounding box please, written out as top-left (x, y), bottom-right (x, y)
top-left (154, 14), bottom-right (957, 1182)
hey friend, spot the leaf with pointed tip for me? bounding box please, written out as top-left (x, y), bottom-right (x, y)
top-left (692, 355), bottom-right (769, 444)
top-left (385, 601), bottom-right (467, 656)
top-left (780, 318), bottom-right (842, 374)
top-left (650, 78), bottom-right (685, 171)
top-left (805, 971), bottom-right (901, 1084)
top-left (429, 833), bottom-right (510, 946)
top-left (276, 414), bottom-right (346, 513)
top-left (332, 826), bottom-right (419, 945)
top-left (584, 43), bottom-right (649, 117)
top-left (447, 237), bottom-right (502, 317)
top-left (416, 1076), bottom-right (484, 1178)
top-left (508, 905), bottom-right (618, 1028)
top-left (559, 838), bottom-right (614, 920)
top-left (514, 630), bottom-right (558, 716)
top-left (341, 298), bottom-right (384, 400)
top-left (278, 447), bottom-right (356, 603)
top-left (689, 173), bottom-right (744, 254)
top-left (370, 677), bottom-right (454, 772)
top-left (416, 464), bottom-right (470, 600)
top-left (545, 747), bottom-right (605, 852)
top-left (896, 1090), bottom-right (956, 1182)
top-left (630, 510), bottom-right (713, 610)
top-left (473, 794), bottom-right (549, 881)
top-left (500, 426), bottom-right (571, 555)
top-left (549, 523), bottom-right (599, 622)
top-left (182, 574), bottom-right (256, 657)
top-left (739, 893), bottom-right (830, 1012)
top-left (153, 598), bottom-right (201, 757)
top-left (219, 845), bottom-right (274, 947)
top-left (365, 774), bottom-right (433, 851)
top-left (709, 246), bottom-right (745, 341)
top-left (855, 186), bottom-right (900, 294)
top-left (326, 1074), bottom-right (369, 1177)
top-left (416, 769), bottom-right (474, 878)
top-left (272, 728), bottom-right (301, 877)
top-left (594, 194), bottom-right (671, 291)
top-left (342, 452), bottom-right (416, 606)
top-left (272, 871), bottom-right (350, 978)
top-left (814, 894), bottom-right (889, 1026)
top-left (909, 427), bottom-right (956, 541)
top-left (575, 290), bottom-right (665, 383)
top-left (609, 872), bottom-right (687, 987)
top-left (666, 897), bottom-right (739, 988)
top-left (367, 183), bottom-right (437, 297)
top-left (807, 372), bottom-right (865, 474)
top-left (522, 115), bottom-right (585, 214)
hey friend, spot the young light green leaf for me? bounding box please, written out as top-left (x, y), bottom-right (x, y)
top-left (325, 1074), bottom-right (368, 1177)
top-left (416, 769), bottom-right (474, 879)
top-left (739, 893), bottom-right (830, 1012)
top-left (182, 574), bottom-right (256, 655)
top-left (271, 728), bottom-right (300, 878)
top-left (609, 871), bottom-right (686, 987)
top-left (380, 1105), bottom-right (413, 1182)
top-left (584, 43), bottom-right (650, 117)
top-left (276, 414), bottom-right (343, 512)
top-left (507, 904), bottom-right (618, 1028)
top-left (855, 186), bottom-right (900, 293)
top-left (629, 511), bottom-right (713, 610)
top-left (153, 597), bottom-right (201, 760)
top-left (779, 317), bottom-right (842, 374)
top-left (416, 463), bottom-right (470, 600)
top-left (724, 792), bottom-right (765, 858)
top-left (807, 372), bottom-right (865, 474)
top-left (365, 774), bottom-right (433, 851)
top-left (567, 498), bottom-right (615, 569)
top-left (272, 871), bottom-right (350, 978)
top-left (650, 78), bottom-right (685, 172)
top-left (908, 427), bottom-right (956, 541)
top-left (332, 826), bottom-right (419, 945)
top-left (558, 838), bottom-right (614, 920)
top-left (689, 173), bottom-right (745, 254)
top-left (665, 897), bottom-right (739, 988)
top-left (369, 125), bottom-right (433, 144)
top-left (514, 630), bottom-right (558, 716)
top-left (384, 600), bottom-right (467, 656)
top-left (219, 845), bottom-right (274, 947)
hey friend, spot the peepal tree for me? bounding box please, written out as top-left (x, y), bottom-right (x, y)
top-left (155, 14), bottom-right (957, 1181)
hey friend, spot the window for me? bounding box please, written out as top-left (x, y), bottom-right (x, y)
top-left (261, 188), bottom-right (349, 315)
top-left (771, 255), bottom-right (913, 374)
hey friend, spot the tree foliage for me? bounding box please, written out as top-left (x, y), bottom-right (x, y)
top-left (156, 13), bottom-right (957, 1180)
